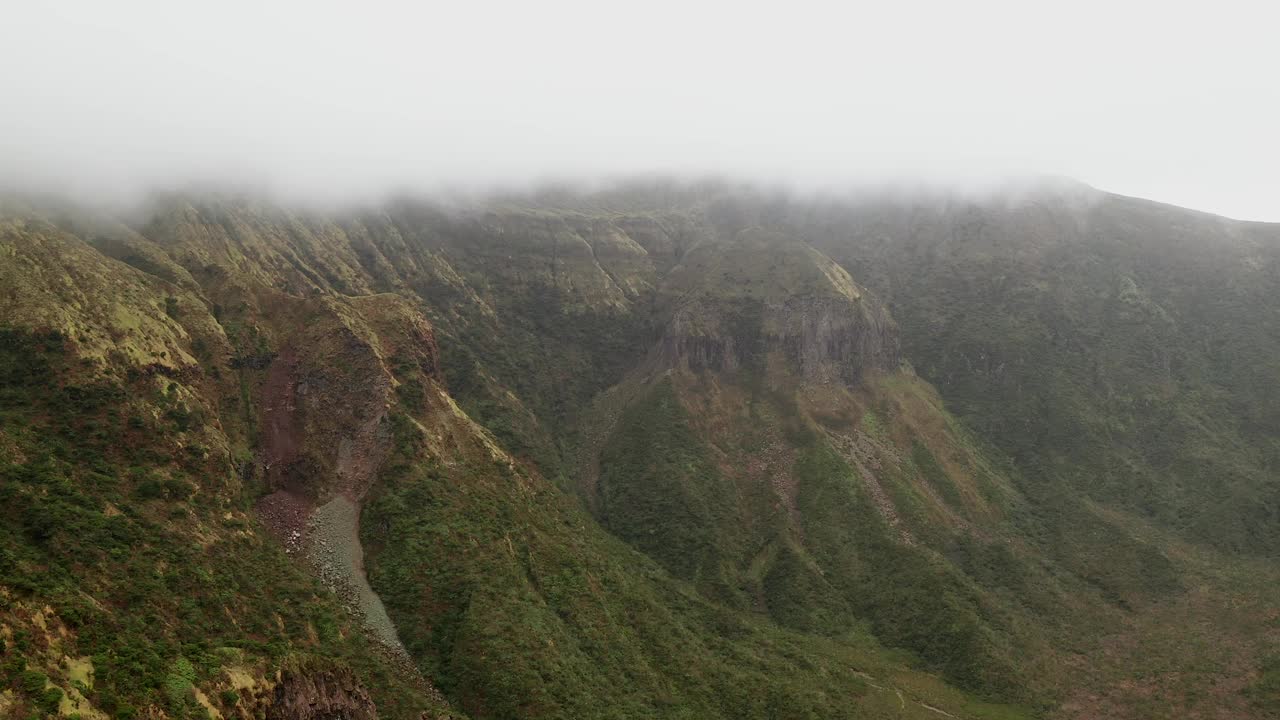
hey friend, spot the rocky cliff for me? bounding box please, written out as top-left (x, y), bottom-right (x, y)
top-left (263, 666), bottom-right (379, 720)
top-left (655, 228), bottom-right (900, 382)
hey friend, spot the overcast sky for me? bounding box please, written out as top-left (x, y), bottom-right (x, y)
top-left (3, 1), bottom-right (1278, 219)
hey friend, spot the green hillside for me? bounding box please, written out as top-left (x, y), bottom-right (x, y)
top-left (2, 182), bottom-right (1278, 719)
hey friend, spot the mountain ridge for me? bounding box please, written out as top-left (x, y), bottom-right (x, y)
top-left (1, 180), bottom-right (1278, 719)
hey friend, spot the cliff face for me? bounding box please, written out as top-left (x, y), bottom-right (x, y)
top-left (768, 295), bottom-right (900, 383)
top-left (655, 228), bottom-right (900, 383)
top-left (264, 666), bottom-right (379, 720)
top-left (657, 290), bottom-right (901, 383)
top-left (256, 293), bottom-right (443, 500)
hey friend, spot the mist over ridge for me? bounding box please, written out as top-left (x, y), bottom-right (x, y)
top-left (4, 1), bottom-right (1279, 219)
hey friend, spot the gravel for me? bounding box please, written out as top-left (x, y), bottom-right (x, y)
top-left (308, 496), bottom-right (405, 652)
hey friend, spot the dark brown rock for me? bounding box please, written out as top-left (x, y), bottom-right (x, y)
top-left (265, 666), bottom-right (378, 720)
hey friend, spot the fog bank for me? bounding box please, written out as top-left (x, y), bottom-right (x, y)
top-left (3, 1), bottom-right (1278, 220)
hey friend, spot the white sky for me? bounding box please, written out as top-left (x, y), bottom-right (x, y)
top-left (3, 0), bottom-right (1278, 219)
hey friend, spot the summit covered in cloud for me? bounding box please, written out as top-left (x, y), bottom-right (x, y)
top-left (2, 0), bottom-right (1277, 219)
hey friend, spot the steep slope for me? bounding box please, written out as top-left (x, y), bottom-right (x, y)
top-left (370, 184), bottom-right (1280, 718)
top-left (1, 198), bottom-right (1031, 720)
top-left (799, 188), bottom-right (1280, 555)
top-left (5, 181), bottom-right (1280, 720)
top-left (581, 227), bottom-right (1062, 700)
top-left (789, 189), bottom-right (1280, 717)
top-left (0, 209), bottom-right (455, 719)
top-left (560, 181), bottom-right (1280, 718)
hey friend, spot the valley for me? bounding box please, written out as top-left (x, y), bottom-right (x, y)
top-left (1, 181), bottom-right (1278, 718)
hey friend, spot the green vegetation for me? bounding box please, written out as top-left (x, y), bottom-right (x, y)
top-left (5, 185), bottom-right (1280, 719)
top-left (0, 324), bottom-right (447, 718)
top-left (362, 419), bottom-right (1027, 720)
top-left (759, 438), bottom-right (1023, 699)
top-left (803, 193), bottom-right (1280, 557)
top-left (427, 281), bottom-right (647, 488)
top-left (598, 379), bottom-right (744, 597)
top-left (1247, 654), bottom-right (1280, 715)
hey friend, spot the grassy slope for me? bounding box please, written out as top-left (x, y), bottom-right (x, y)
top-left (362, 403), bottom-right (1026, 720)
top-left (595, 368), bottom-right (1063, 696)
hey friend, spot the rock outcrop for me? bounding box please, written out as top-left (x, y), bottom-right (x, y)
top-left (655, 228), bottom-right (900, 383)
top-left (265, 666), bottom-right (378, 720)
top-left (767, 294), bottom-right (900, 383)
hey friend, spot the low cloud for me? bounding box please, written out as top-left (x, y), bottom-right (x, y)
top-left (2, 1), bottom-right (1277, 220)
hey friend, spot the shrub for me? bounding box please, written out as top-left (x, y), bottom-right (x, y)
top-left (163, 657), bottom-right (196, 711)
top-left (20, 669), bottom-right (47, 695)
top-left (40, 686), bottom-right (64, 713)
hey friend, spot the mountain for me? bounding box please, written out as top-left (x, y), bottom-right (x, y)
top-left (1, 180), bottom-right (1277, 719)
